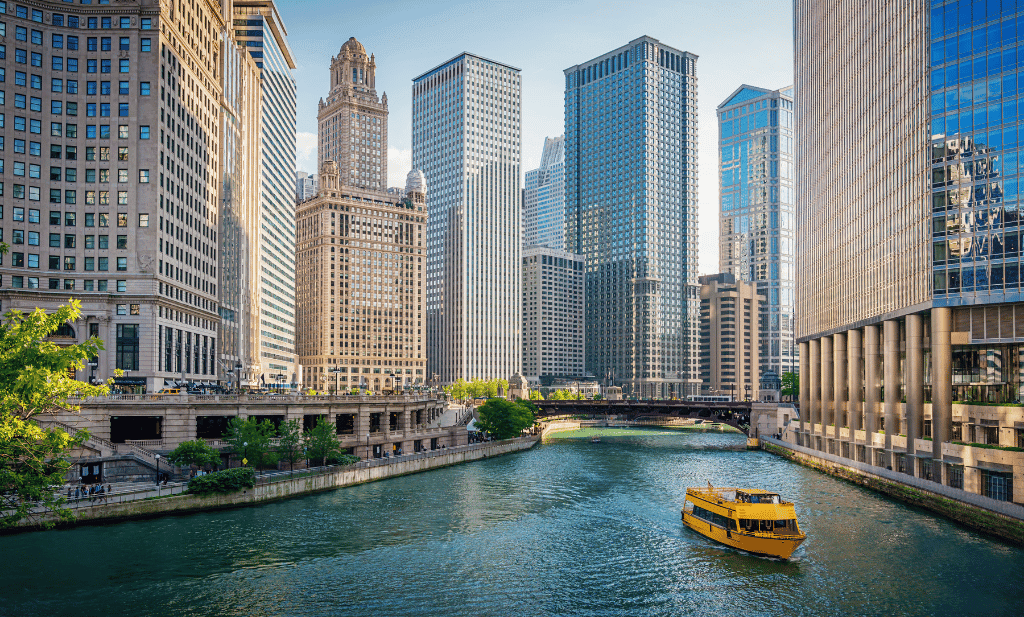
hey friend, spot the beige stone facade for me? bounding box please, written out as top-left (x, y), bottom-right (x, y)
top-left (699, 273), bottom-right (763, 401)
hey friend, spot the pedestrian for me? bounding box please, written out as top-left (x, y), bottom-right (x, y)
top-left (74, 486), bottom-right (80, 500)
top-left (67, 487), bottom-right (72, 500)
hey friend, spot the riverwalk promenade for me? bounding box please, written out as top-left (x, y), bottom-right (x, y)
top-left (6, 436), bottom-right (539, 532)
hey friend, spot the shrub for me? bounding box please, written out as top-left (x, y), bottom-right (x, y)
top-left (327, 454), bottom-right (361, 466)
top-left (186, 467), bottom-right (255, 496)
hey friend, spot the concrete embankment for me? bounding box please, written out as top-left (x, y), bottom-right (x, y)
top-left (13, 437), bottom-right (538, 531)
top-left (761, 437), bottom-right (1024, 546)
top-left (540, 421), bottom-right (582, 439)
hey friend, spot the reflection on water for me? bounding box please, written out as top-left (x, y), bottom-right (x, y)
top-left (0, 429), bottom-right (1022, 617)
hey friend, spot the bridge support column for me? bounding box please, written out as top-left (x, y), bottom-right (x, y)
top-left (864, 324), bottom-right (880, 439)
top-left (799, 341), bottom-right (809, 438)
top-left (931, 307), bottom-right (952, 483)
top-left (883, 319), bottom-right (901, 466)
top-left (847, 327), bottom-right (862, 457)
top-left (808, 338), bottom-right (820, 443)
top-left (905, 313), bottom-right (924, 477)
top-left (820, 335), bottom-right (833, 451)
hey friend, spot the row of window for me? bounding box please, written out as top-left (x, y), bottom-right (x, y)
top-left (1, 207), bottom-right (148, 226)
top-left (6, 253), bottom-right (127, 270)
top-left (8, 231), bottom-right (127, 247)
top-left (5, 277), bottom-right (130, 293)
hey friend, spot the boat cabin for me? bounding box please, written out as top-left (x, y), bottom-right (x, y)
top-left (735, 491), bottom-right (781, 504)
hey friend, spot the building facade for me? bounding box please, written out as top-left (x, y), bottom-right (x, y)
top-left (317, 37), bottom-right (387, 192)
top-left (294, 165), bottom-right (426, 393)
top-left (0, 0), bottom-right (263, 393)
top-left (718, 85), bottom-right (796, 377)
top-left (231, 0), bottom-right (298, 389)
top-left (295, 170), bottom-right (318, 201)
top-left (523, 135), bottom-right (565, 250)
top-left (565, 36), bottom-right (701, 399)
top-left (796, 0), bottom-right (1022, 503)
top-left (522, 246), bottom-right (585, 382)
top-left (413, 53), bottom-right (521, 384)
top-left (699, 273), bottom-right (763, 401)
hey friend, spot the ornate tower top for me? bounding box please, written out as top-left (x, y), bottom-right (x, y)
top-left (329, 36), bottom-right (377, 95)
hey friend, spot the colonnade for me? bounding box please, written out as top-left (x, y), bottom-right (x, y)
top-left (798, 308), bottom-right (952, 480)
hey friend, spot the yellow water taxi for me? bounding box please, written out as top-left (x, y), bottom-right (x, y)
top-left (681, 485), bottom-right (806, 559)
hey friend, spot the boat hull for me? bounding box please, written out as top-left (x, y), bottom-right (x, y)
top-left (682, 511), bottom-right (805, 559)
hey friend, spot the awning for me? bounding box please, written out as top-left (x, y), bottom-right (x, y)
top-left (164, 380), bottom-right (175, 387)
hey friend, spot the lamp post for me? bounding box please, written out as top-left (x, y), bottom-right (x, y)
top-left (88, 359), bottom-right (98, 386)
top-left (154, 454), bottom-right (161, 485)
top-left (234, 362), bottom-right (243, 393)
top-left (389, 373), bottom-right (396, 395)
top-left (365, 432), bottom-right (371, 460)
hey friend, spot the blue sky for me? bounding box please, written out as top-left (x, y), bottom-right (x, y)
top-left (278, 0), bottom-right (792, 273)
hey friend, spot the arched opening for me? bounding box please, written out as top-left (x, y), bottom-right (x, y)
top-left (51, 323), bottom-right (76, 339)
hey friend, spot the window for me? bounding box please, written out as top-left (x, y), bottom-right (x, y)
top-left (50, 78), bottom-right (62, 92)
top-left (67, 36), bottom-right (78, 51)
top-left (66, 58), bottom-right (76, 73)
top-left (63, 256), bottom-right (75, 271)
top-left (116, 324), bottom-right (139, 371)
top-left (86, 80), bottom-right (96, 95)
top-left (118, 103), bottom-right (128, 117)
top-left (29, 74), bottom-right (40, 89)
top-left (119, 17), bottom-right (130, 29)
top-left (14, 71), bottom-right (25, 86)
top-left (65, 101), bottom-right (76, 116)
top-left (64, 211), bottom-right (75, 226)
top-left (118, 80), bottom-right (128, 95)
top-left (11, 252), bottom-right (23, 266)
top-left (84, 214), bottom-right (94, 227)
top-left (119, 37), bottom-right (129, 51)
top-left (98, 235), bottom-right (108, 249)
top-left (141, 18), bottom-right (152, 30)
top-left (49, 56), bottom-right (60, 70)
top-left (85, 190), bottom-right (95, 204)
top-left (99, 125), bottom-right (109, 139)
top-left (51, 34), bottom-right (62, 49)
top-left (47, 210), bottom-right (58, 225)
top-left (84, 234), bottom-right (94, 248)
top-left (100, 103), bottom-right (109, 117)
top-left (116, 235), bottom-right (127, 249)
top-left (87, 59), bottom-right (96, 74)
top-left (11, 229), bottom-right (22, 244)
top-left (64, 190), bottom-right (75, 204)
top-left (117, 280), bottom-right (127, 292)
top-left (30, 51), bottom-right (39, 67)
top-left (139, 82), bottom-right (150, 96)
top-left (100, 59), bottom-right (110, 74)
top-left (116, 256), bottom-right (126, 271)
top-left (139, 213), bottom-right (149, 227)
top-left (27, 231), bottom-right (37, 245)
top-left (117, 169), bottom-right (127, 183)
top-left (98, 213), bottom-right (109, 227)
top-left (65, 124), bottom-right (76, 137)
top-left (64, 234), bottom-right (75, 248)
top-left (85, 169), bottom-right (95, 182)
top-left (99, 147), bottom-right (109, 161)
top-left (98, 256), bottom-right (108, 271)
top-left (139, 125), bottom-right (149, 139)
top-left (118, 59), bottom-right (128, 73)
top-left (139, 169), bottom-right (149, 183)
top-left (141, 39), bottom-right (151, 52)
top-left (50, 100), bottom-right (61, 115)
top-left (27, 163), bottom-right (38, 178)
top-left (117, 212), bottom-right (127, 226)
top-left (100, 37), bottom-right (110, 51)
top-left (100, 81), bottom-right (109, 95)
top-left (97, 280), bottom-right (107, 291)
top-left (28, 209), bottom-right (38, 223)
top-left (117, 147), bottom-right (128, 161)
top-left (26, 254), bottom-right (37, 268)
top-left (65, 145), bottom-right (76, 160)
top-left (84, 256), bottom-right (93, 271)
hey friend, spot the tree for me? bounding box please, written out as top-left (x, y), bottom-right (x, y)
top-left (475, 399), bottom-right (535, 440)
top-left (166, 439), bottom-right (220, 469)
top-left (593, 393), bottom-right (604, 401)
top-left (304, 416), bottom-right (342, 467)
top-left (0, 299), bottom-right (108, 529)
top-left (224, 417), bottom-right (277, 471)
top-left (529, 389), bottom-right (544, 401)
top-left (549, 389), bottom-right (569, 401)
top-left (276, 419), bottom-right (303, 471)
top-left (781, 372), bottom-right (799, 400)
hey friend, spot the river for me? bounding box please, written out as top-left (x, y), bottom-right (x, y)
top-left (1, 428), bottom-right (1021, 616)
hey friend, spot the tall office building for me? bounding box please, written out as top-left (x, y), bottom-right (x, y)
top-left (232, 1), bottom-right (298, 389)
top-left (698, 273), bottom-right (763, 401)
top-left (565, 36), bottom-right (700, 399)
top-left (717, 85), bottom-right (796, 377)
top-left (318, 37), bottom-right (387, 191)
top-left (295, 170), bottom-right (318, 201)
top-left (413, 53), bottom-right (521, 384)
top-left (522, 246), bottom-right (585, 381)
top-left (523, 135), bottom-right (565, 250)
top-left (796, 0), bottom-right (1021, 501)
top-left (0, 0), bottom-right (258, 393)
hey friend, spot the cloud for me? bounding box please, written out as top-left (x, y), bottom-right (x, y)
top-left (295, 131), bottom-right (317, 173)
top-left (387, 146), bottom-right (412, 188)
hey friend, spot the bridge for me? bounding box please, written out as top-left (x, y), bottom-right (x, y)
top-left (533, 399), bottom-right (757, 434)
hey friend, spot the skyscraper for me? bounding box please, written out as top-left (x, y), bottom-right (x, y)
top-left (522, 246), bottom-right (585, 381)
top-left (413, 53), bottom-right (522, 384)
top-left (565, 36), bottom-right (700, 399)
top-left (698, 273), bottom-right (763, 401)
top-left (318, 38), bottom-right (388, 192)
top-left (717, 85), bottom-right (796, 377)
top-left (523, 136), bottom-right (565, 250)
top-left (295, 171), bottom-right (318, 202)
top-left (232, 0), bottom-right (298, 389)
top-left (796, 0), bottom-right (1021, 500)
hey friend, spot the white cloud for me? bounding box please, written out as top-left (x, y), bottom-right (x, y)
top-left (387, 146), bottom-right (412, 189)
top-left (295, 131), bottom-right (317, 173)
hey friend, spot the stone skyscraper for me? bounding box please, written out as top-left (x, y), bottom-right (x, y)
top-left (318, 37), bottom-right (387, 191)
top-left (565, 36), bottom-right (700, 399)
top-left (795, 0), bottom-right (1021, 502)
top-left (413, 54), bottom-right (521, 384)
top-left (717, 85), bottom-right (796, 377)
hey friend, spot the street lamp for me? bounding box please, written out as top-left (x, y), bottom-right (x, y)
top-left (154, 454), bottom-right (161, 485)
top-left (365, 432), bottom-right (371, 459)
top-left (88, 359), bottom-right (98, 386)
top-left (389, 373), bottom-right (396, 395)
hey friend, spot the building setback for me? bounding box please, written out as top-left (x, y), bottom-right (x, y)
top-left (523, 135), bottom-right (565, 250)
top-left (565, 36), bottom-right (701, 399)
top-left (522, 246), bottom-right (585, 382)
top-left (717, 85), bottom-right (796, 378)
top-left (699, 273), bottom-right (763, 401)
top-left (796, 0), bottom-right (1022, 504)
top-left (0, 0), bottom-right (291, 393)
top-left (413, 53), bottom-right (521, 384)
top-left (232, 0), bottom-right (298, 389)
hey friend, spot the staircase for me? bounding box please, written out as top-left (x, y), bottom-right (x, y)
top-left (41, 420), bottom-right (162, 469)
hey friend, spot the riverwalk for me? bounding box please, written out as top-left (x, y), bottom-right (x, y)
top-left (6, 436), bottom-right (538, 532)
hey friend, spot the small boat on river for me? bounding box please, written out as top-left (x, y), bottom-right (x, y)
top-left (591, 436), bottom-right (601, 443)
top-left (681, 485), bottom-right (806, 559)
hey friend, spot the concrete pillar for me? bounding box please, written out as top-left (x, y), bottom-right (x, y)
top-left (799, 341), bottom-right (810, 435)
top-left (833, 332), bottom-right (847, 438)
top-left (931, 307), bottom-right (953, 482)
top-left (864, 324), bottom-right (880, 439)
top-left (821, 336), bottom-right (834, 443)
top-left (905, 313), bottom-right (924, 476)
top-left (809, 338), bottom-right (820, 438)
top-left (883, 319), bottom-right (900, 460)
top-left (848, 328), bottom-right (863, 445)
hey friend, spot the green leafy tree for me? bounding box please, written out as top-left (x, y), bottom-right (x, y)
top-left (593, 393), bottom-right (604, 401)
top-left (0, 299), bottom-right (108, 529)
top-left (305, 416), bottom-right (342, 467)
top-left (166, 439), bottom-right (221, 469)
top-left (475, 399), bottom-right (535, 440)
top-left (781, 372), bottom-right (799, 400)
top-left (549, 389), bottom-right (568, 401)
top-left (529, 389), bottom-right (544, 401)
top-left (276, 419), bottom-right (304, 471)
top-left (224, 416), bottom-right (277, 471)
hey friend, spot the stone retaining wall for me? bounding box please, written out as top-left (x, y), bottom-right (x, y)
top-left (762, 438), bottom-right (1024, 546)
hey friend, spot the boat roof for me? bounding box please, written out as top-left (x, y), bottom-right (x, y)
top-left (688, 487), bottom-right (777, 494)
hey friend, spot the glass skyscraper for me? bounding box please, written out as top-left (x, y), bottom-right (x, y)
top-left (523, 136), bottom-right (565, 250)
top-left (565, 36), bottom-right (700, 399)
top-left (718, 85), bottom-right (796, 377)
top-left (413, 54), bottom-right (521, 384)
top-left (232, 1), bottom-right (299, 388)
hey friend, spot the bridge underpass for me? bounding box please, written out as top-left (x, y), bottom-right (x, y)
top-left (534, 400), bottom-right (754, 435)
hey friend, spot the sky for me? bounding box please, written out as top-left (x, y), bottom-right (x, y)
top-left (278, 0), bottom-right (793, 275)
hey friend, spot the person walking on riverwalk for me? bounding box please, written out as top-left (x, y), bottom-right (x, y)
top-left (74, 486), bottom-right (80, 500)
